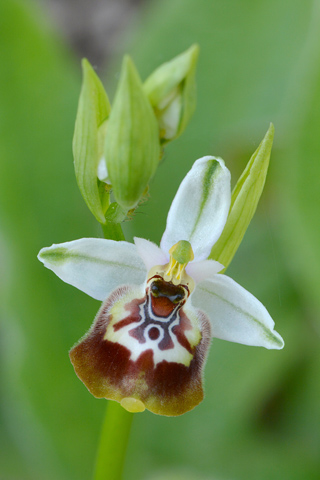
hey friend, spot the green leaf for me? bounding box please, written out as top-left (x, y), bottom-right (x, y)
top-left (210, 123), bottom-right (274, 270)
top-left (104, 56), bottom-right (160, 210)
top-left (73, 59), bottom-right (111, 224)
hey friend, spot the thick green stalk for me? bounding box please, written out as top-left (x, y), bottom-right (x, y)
top-left (93, 220), bottom-right (132, 480)
top-left (94, 402), bottom-right (134, 480)
top-left (101, 220), bottom-right (125, 241)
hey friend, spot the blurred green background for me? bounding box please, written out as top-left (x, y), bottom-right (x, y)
top-left (0, 0), bottom-right (319, 479)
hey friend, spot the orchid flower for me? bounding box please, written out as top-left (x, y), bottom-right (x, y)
top-left (38, 156), bottom-right (284, 416)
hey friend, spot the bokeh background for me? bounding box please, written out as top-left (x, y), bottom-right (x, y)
top-left (1, 0), bottom-right (320, 479)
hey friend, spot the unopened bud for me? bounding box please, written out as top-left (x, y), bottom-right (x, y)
top-left (103, 56), bottom-right (160, 210)
top-left (73, 59), bottom-right (111, 223)
top-left (143, 44), bottom-right (199, 142)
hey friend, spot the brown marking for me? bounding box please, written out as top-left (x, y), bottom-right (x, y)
top-left (129, 324), bottom-right (146, 344)
top-left (172, 309), bottom-right (194, 354)
top-left (148, 327), bottom-right (160, 340)
top-left (69, 285), bottom-right (212, 416)
top-left (113, 297), bottom-right (144, 332)
top-left (151, 295), bottom-right (176, 317)
top-left (158, 334), bottom-right (175, 351)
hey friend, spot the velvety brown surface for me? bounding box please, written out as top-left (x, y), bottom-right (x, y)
top-left (70, 285), bottom-right (211, 416)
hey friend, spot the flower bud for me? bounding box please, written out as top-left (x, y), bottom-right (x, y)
top-left (103, 56), bottom-right (160, 210)
top-left (73, 59), bottom-right (111, 224)
top-left (105, 202), bottom-right (128, 223)
top-left (143, 44), bottom-right (199, 143)
top-left (210, 124), bottom-right (274, 270)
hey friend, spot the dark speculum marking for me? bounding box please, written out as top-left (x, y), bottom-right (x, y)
top-left (128, 277), bottom-right (190, 351)
top-left (148, 327), bottom-right (160, 340)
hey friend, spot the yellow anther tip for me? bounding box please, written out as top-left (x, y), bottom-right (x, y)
top-left (120, 397), bottom-right (146, 413)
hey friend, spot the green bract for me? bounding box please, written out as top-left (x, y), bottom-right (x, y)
top-left (73, 59), bottom-right (111, 224)
top-left (143, 44), bottom-right (199, 143)
top-left (103, 56), bottom-right (160, 211)
top-left (210, 124), bottom-right (274, 270)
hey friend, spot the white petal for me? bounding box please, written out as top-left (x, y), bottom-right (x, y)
top-left (97, 156), bottom-right (111, 184)
top-left (186, 259), bottom-right (224, 284)
top-left (160, 156), bottom-right (231, 261)
top-left (191, 274), bottom-right (284, 349)
top-left (160, 93), bottom-right (182, 140)
top-left (38, 238), bottom-right (147, 301)
top-left (134, 237), bottom-right (168, 270)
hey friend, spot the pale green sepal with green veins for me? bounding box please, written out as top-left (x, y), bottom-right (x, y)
top-left (160, 156), bottom-right (231, 262)
top-left (104, 56), bottom-right (160, 211)
top-left (37, 238), bottom-right (146, 301)
top-left (143, 44), bottom-right (199, 142)
top-left (209, 123), bottom-right (274, 271)
top-left (73, 59), bottom-right (111, 224)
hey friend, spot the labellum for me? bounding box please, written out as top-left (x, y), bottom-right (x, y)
top-left (70, 272), bottom-right (211, 416)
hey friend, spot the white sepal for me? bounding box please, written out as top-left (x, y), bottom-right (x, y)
top-left (38, 238), bottom-right (146, 301)
top-left (160, 156), bottom-right (231, 261)
top-left (191, 274), bottom-right (284, 349)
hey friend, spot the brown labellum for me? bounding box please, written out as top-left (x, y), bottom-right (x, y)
top-left (70, 278), bottom-right (211, 416)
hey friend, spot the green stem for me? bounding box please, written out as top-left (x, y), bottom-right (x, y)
top-left (94, 220), bottom-right (132, 480)
top-left (94, 402), bottom-right (134, 480)
top-left (101, 220), bottom-right (125, 241)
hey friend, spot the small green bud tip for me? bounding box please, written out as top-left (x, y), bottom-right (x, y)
top-left (188, 43), bottom-right (200, 60)
top-left (81, 58), bottom-right (90, 73)
top-left (123, 55), bottom-right (134, 71)
top-left (266, 122), bottom-right (274, 142)
top-left (121, 55), bottom-right (141, 89)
